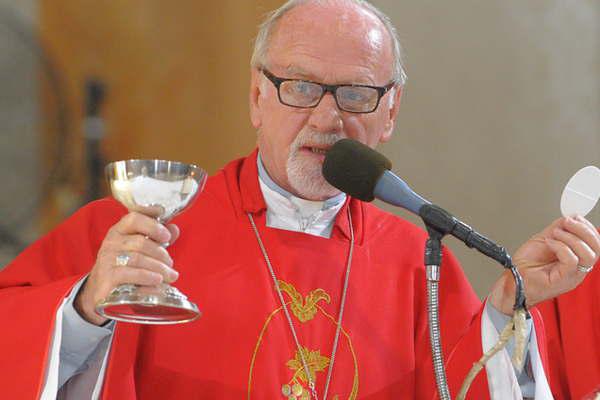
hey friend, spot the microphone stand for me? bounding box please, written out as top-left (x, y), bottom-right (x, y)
top-left (424, 226), bottom-right (451, 400)
top-left (421, 211), bottom-right (528, 400)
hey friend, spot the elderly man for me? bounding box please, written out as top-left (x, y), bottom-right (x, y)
top-left (1, 1), bottom-right (598, 399)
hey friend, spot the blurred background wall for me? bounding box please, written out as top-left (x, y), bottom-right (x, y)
top-left (0, 0), bottom-right (41, 265)
top-left (0, 0), bottom-right (598, 298)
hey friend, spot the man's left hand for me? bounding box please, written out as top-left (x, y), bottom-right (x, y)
top-left (489, 215), bottom-right (600, 315)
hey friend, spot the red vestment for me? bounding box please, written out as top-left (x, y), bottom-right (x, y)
top-left (536, 235), bottom-right (600, 400)
top-left (0, 150), bottom-right (549, 399)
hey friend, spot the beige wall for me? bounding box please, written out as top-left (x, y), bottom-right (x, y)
top-left (373, 0), bottom-right (600, 296)
top-left (1, 1), bottom-right (598, 299)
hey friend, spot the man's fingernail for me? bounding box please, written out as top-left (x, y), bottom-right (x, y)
top-left (158, 226), bottom-right (171, 241)
top-left (169, 269), bottom-right (179, 281)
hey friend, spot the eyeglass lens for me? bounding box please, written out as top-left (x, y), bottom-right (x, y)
top-left (279, 80), bottom-right (379, 113)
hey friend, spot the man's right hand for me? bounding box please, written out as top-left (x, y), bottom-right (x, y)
top-left (74, 211), bottom-right (180, 326)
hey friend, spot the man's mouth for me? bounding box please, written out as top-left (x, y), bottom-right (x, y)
top-left (303, 146), bottom-right (330, 155)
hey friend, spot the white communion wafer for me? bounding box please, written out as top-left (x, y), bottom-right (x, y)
top-left (560, 165), bottom-right (600, 217)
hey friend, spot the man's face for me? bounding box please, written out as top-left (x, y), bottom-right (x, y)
top-left (249, 2), bottom-right (402, 200)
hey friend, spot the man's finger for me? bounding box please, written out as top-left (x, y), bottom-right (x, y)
top-left (115, 212), bottom-right (171, 244)
top-left (111, 266), bottom-right (164, 288)
top-left (121, 252), bottom-right (179, 283)
top-left (551, 228), bottom-right (597, 268)
top-left (538, 218), bottom-right (564, 237)
top-left (166, 224), bottom-right (180, 246)
top-left (574, 215), bottom-right (598, 234)
top-left (561, 217), bottom-right (600, 260)
top-left (121, 234), bottom-right (173, 266)
top-left (545, 238), bottom-right (579, 275)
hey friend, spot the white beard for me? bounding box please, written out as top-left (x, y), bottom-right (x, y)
top-left (286, 129), bottom-right (343, 200)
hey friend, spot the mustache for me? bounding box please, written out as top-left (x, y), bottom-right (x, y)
top-left (291, 130), bottom-right (344, 151)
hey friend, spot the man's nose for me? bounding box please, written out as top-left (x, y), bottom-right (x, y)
top-left (307, 92), bottom-right (343, 133)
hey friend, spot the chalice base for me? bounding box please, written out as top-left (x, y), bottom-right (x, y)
top-left (96, 283), bottom-right (201, 324)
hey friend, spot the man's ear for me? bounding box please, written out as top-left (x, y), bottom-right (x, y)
top-left (380, 85), bottom-right (403, 143)
top-left (249, 68), bottom-right (263, 129)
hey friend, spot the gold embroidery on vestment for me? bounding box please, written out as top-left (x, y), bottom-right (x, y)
top-left (278, 280), bottom-right (331, 322)
top-left (286, 346), bottom-right (330, 385)
top-left (248, 306), bottom-right (283, 399)
top-left (247, 280), bottom-right (359, 399)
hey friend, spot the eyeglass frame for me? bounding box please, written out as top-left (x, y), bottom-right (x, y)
top-left (260, 68), bottom-right (396, 114)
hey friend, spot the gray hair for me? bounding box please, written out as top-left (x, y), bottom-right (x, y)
top-left (250, 0), bottom-right (407, 85)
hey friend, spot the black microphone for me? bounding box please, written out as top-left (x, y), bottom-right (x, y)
top-left (323, 139), bottom-right (511, 266)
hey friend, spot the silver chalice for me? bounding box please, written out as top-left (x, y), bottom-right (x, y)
top-left (96, 159), bottom-right (207, 324)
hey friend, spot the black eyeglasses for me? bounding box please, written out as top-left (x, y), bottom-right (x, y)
top-left (261, 68), bottom-right (395, 114)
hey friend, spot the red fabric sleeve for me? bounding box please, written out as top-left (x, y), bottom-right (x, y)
top-left (537, 250), bottom-right (600, 400)
top-left (0, 199), bottom-right (125, 398)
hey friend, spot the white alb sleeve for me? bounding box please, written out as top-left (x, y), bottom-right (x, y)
top-left (482, 301), bottom-right (553, 399)
top-left (39, 277), bottom-right (115, 400)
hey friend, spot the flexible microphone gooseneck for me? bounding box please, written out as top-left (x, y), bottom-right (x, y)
top-left (322, 138), bottom-right (512, 267)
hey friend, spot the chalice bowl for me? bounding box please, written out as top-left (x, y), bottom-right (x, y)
top-left (96, 159), bottom-right (207, 324)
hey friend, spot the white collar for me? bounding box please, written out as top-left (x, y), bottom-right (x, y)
top-left (257, 154), bottom-right (346, 238)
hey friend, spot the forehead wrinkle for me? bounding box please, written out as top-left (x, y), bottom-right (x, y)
top-left (279, 57), bottom-right (377, 85)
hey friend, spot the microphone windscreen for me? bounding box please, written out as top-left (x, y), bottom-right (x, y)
top-left (322, 139), bottom-right (392, 202)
